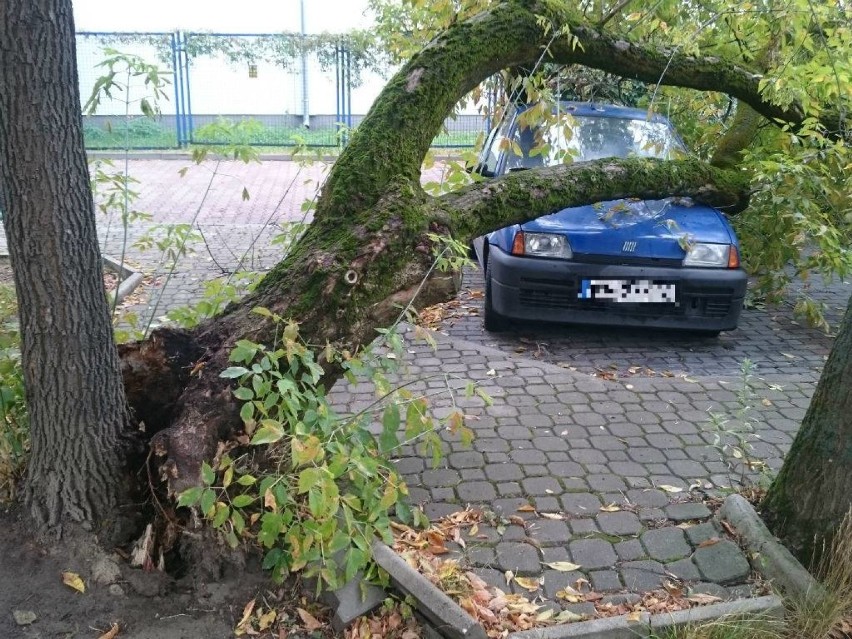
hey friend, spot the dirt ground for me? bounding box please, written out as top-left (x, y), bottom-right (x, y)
top-left (0, 504), bottom-right (337, 639)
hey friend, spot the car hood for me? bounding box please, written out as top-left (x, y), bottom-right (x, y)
top-left (521, 198), bottom-right (732, 260)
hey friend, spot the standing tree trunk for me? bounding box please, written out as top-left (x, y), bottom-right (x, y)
top-left (762, 296), bottom-right (852, 565)
top-left (0, 0), bottom-right (137, 532)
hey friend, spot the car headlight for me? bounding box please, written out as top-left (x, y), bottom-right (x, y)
top-left (683, 243), bottom-right (732, 268)
top-left (512, 232), bottom-right (573, 258)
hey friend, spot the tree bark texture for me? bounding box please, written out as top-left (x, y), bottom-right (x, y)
top-left (762, 295), bottom-right (852, 565)
top-left (0, 0), bottom-right (137, 529)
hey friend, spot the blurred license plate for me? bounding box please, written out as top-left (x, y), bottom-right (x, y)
top-left (578, 279), bottom-right (676, 303)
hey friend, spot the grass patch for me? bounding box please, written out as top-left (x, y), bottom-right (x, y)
top-left (82, 117), bottom-right (481, 150)
top-left (0, 280), bottom-right (27, 503)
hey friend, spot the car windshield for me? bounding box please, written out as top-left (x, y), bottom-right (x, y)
top-left (505, 114), bottom-right (684, 171)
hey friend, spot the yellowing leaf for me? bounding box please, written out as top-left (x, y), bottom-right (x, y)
top-left (258, 609), bottom-right (276, 631)
top-left (659, 485), bottom-right (683, 493)
top-left (61, 571), bottom-right (85, 593)
top-left (539, 512), bottom-right (564, 520)
top-left (688, 593), bottom-right (723, 605)
top-left (97, 623), bottom-right (120, 639)
top-left (627, 610), bottom-right (643, 622)
top-left (543, 561), bottom-right (582, 572)
top-left (555, 586), bottom-right (583, 602)
top-left (514, 577), bottom-right (541, 592)
top-left (599, 503), bottom-right (621, 512)
top-left (297, 607), bottom-right (323, 631)
top-left (516, 504), bottom-right (536, 512)
top-left (555, 610), bottom-right (584, 623)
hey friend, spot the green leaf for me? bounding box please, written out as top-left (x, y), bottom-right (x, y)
top-left (177, 486), bottom-right (203, 507)
top-left (200, 461), bottom-right (215, 486)
top-left (200, 488), bottom-right (216, 517)
top-left (251, 420), bottom-right (285, 445)
top-left (232, 494), bottom-right (255, 508)
top-left (236, 474), bottom-right (257, 486)
top-left (298, 467), bottom-right (323, 494)
top-left (220, 366), bottom-right (250, 379)
top-left (233, 386), bottom-right (254, 401)
top-left (239, 401), bottom-right (255, 424)
top-left (212, 503), bottom-right (230, 527)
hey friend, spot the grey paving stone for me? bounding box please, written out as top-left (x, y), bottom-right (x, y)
top-left (638, 507), bottom-right (667, 523)
top-left (484, 463), bottom-right (523, 481)
top-left (473, 568), bottom-right (507, 591)
top-left (596, 512), bottom-right (642, 536)
top-left (540, 547), bottom-right (571, 563)
top-left (467, 546), bottom-right (497, 567)
top-left (589, 570), bottom-right (623, 592)
top-left (627, 489), bottom-right (669, 508)
top-left (665, 502), bottom-right (712, 522)
top-left (570, 518), bottom-right (600, 535)
top-left (529, 520), bottom-right (572, 546)
top-left (542, 569), bottom-right (585, 598)
top-left (533, 496), bottom-right (561, 512)
top-left (692, 540), bottom-right (751, 585)
top-left (511, 449), bottom-right (548, 465)
top-left (570, 449), bottom-right (608, 465)
top-left (533, 436), bottom-right (570, 451)
top-left (665, 558), bottom-right (701, 582)
top-left (421, 469), bottom-right (460, 488)
top-left (495, 542), bottom-right (540, 576)
top-left (620, 560), bottom-right (666, 592)
top-left (561, 493), bottom-right (602, 516)
top-left (641, 527), bottom-right (691, 562)
top-left (456, 481), bottom-right (497, 503)
top-left (685, 521), bottom-right (721, 546)
top-left (569, 539), bottom-right (617, 570)
top-left (588, 474), bottom-right (628, 492)
top-left (522, 477), bottom-right (562, 496)
top-left (615, 539), bottom-right (646, 561)
top-left (448, 451), bottom-right (486, 468)
top-left (547, 461), bottom-right (584, 476)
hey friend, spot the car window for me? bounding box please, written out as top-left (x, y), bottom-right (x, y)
top-left (478, 115), bottom-right (515, 175)
top-left (504, 115), bottom-right (685, 171)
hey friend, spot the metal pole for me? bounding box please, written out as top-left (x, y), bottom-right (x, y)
top-left (300, 0), bottom-right (310, 128)
top-left (170, 32), bottom-right (183, 147)
top-left (183, 33), bottom-right (195, 142)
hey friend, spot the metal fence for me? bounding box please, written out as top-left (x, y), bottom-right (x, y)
top-left (76, 31), bottom-right (487, 150)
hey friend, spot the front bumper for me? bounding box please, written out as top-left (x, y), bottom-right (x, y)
top-left (488, 247), bottom-right (747, 331)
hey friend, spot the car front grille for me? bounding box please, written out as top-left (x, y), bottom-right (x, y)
top-left (518, 278), bottom-right (736, 319)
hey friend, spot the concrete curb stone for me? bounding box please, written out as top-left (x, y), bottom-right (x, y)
top-left (372, 542), bottom-right (488, 639)
top-left (719, 494), bottom-right (821, 600)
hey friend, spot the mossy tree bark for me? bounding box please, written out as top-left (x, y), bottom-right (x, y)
top-left (762, 296), bottom-right (852, 566)
top-left (0, 0), bottom-right (138, 532)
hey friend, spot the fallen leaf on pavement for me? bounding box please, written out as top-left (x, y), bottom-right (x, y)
top-left (658, 485), bottom-right (683, 493)
top-left (515, 577), bottom-right (541, 591)
top-left (600, 503), bottom-right (621, 512)
top-left (297, 608), bottom-right (323, 631)
top-left (97, 624), bottom-right (120, 639)
top-left (698, 537), bottom-right (721, 548)
top-left (61, 571), bottom-right (85, 593)
top-left (543, 561), bottom-right (582, 572)
top-left (687, 593), bottom-right (723, 605)
top-left (516, 504), bottom-right (536, 512)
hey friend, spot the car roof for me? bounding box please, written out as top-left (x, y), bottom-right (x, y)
top-left (514, 101), bottom-right (669, 123)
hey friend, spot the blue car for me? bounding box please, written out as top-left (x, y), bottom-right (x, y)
top-left (472, 102), bottom-right (747, 335)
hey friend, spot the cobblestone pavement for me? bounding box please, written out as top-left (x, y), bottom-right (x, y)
top-left (6, 158), bottom-right (847, 606)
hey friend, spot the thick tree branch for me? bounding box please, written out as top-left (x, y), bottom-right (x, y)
top-left (319, 0), bottom-right (843, 222)
top-left (439, 157), bottom-right (750, 242)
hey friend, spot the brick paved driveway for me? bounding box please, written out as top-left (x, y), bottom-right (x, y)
top-left (7, 157), bottom-right (842, 609)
